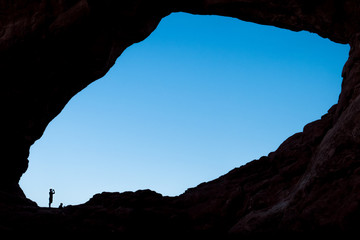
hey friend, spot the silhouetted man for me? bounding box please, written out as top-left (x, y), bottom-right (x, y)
top-left (49, 188), bottom-right (55, 208)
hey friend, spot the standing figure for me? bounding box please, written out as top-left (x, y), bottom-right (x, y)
top-left (49, 188), bottom-right (55, 208)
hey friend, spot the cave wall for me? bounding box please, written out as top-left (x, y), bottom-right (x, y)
top-left (0, 0), bottom-right (359, 205)
top-left (0, 0), bottom-right (170, 195)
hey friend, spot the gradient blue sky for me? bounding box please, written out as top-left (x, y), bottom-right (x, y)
top-left (20, 13), bottom-right (349, 207)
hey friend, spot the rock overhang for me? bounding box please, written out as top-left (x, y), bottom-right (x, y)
top-left (1, 0), bottom-right (360, 236)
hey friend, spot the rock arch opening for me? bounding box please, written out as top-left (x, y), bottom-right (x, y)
top-left (19, 13), bottom-right (349, 206)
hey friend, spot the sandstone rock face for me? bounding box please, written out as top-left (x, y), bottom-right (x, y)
top-left (1, 0), bottom-right (360, 237)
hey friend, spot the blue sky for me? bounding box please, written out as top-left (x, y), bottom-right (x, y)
top-left (20, 13), bottom-right (349, 207)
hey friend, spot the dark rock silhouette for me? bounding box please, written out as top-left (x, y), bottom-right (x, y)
top-left (1, 0), bottom-right (360, 237)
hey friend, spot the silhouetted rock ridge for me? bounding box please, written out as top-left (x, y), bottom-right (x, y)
top-left (1, 0), bottom-right (360, 237)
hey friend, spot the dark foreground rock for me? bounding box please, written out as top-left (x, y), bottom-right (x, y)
top-left (1, 0), bottom-right (360, 238)
top-left (2, 189), bottom-right (357, 239)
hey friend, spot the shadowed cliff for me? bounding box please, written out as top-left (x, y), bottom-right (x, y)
top-left (1, 0), bottom-right (360, 237)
